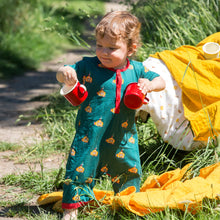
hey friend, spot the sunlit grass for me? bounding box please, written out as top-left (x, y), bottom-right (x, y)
top-left (0, 142), bottom-right (21, 151)
top-left (134, 0), bottom-right (220, 60)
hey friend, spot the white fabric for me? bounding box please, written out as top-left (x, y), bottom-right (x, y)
top-left (137, 57), bottom-right (205, 151)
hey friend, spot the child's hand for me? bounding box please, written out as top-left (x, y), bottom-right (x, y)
top-left (57, 66), bottom-right (78, 86)
top-left (138, 78), bottom-right (153, 94)
top-left (138, 76), bottom-right (166, 95)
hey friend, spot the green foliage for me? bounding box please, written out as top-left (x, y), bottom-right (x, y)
top-left (0, 0), bottom-right (104, 79)
top-left (132, 0), bottom-right (220, 60)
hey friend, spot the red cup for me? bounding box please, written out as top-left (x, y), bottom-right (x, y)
top-left (124, 82), bottom-right (149, 109)
top-left (60, 81), bottom-right (88, 106)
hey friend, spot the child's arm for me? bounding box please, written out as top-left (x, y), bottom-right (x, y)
top-left (56, 66), bottom-right (78, 86)
top-left (138, 76), bottom-right (166, 95)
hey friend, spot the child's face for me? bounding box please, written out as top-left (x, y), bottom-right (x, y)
top-left (96, 35), bottom-right (133, 69)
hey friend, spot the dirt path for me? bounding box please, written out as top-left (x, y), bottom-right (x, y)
top-left (0, 51), bottom-right (83, 145)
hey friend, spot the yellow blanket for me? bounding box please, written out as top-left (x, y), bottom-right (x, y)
top-left (151, 32), bottom-right (220, 141)
top-left (37, 163), bottom-right (220, 216)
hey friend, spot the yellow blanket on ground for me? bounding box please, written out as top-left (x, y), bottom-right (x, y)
top-left (37, 162), bottom-right (220, 216)
top-left (151, 32), bottom-right (220, 141)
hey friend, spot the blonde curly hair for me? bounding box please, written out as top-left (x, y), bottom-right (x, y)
top-left (95, 11), bottom-right (141, 54)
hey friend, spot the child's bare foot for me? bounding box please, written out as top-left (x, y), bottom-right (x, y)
top-left (62, 208), bottom-right (78, 220)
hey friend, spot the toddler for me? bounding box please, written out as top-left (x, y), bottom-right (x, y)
top-left (58, 11), bottom-right (166, 220)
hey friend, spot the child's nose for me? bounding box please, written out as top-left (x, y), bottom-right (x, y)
top-left (102, 48), bottom-right (109, 55)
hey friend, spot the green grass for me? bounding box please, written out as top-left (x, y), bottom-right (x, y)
top-left (1, 169), bottom-right (64, 194)
top-left (1, 96), bottom-right (219, 219)
top-left (133, 0), bottom-right (220, 60)
top-left (0, 142), bottom-right (21, 151)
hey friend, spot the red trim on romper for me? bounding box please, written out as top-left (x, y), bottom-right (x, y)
top-left (107, 59), bottom-right (130, 114)
top-left (62, 201), bottom-right (90, 209)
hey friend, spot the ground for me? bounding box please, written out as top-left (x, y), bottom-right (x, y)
top-left (0, 2), bottom-right (128, 219)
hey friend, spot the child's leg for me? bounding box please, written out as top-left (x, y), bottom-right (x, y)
top-left (62, 208), bottom-right (78, 220)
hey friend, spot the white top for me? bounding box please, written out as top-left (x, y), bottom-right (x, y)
top-left (137, 57), bottom-right (204, 151)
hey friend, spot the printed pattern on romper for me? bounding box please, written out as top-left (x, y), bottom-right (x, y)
top-left (63, 60), bottom-right (145, 205)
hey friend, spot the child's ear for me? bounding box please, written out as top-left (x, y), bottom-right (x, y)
top-left (127, 44), bottom-right (137, 57)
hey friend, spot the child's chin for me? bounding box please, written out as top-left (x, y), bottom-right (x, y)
top-left (102, 63), bottom-right (114, 69)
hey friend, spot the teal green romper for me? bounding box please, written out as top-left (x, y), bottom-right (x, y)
top-left (62, 57), bottom-right (159, 209)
